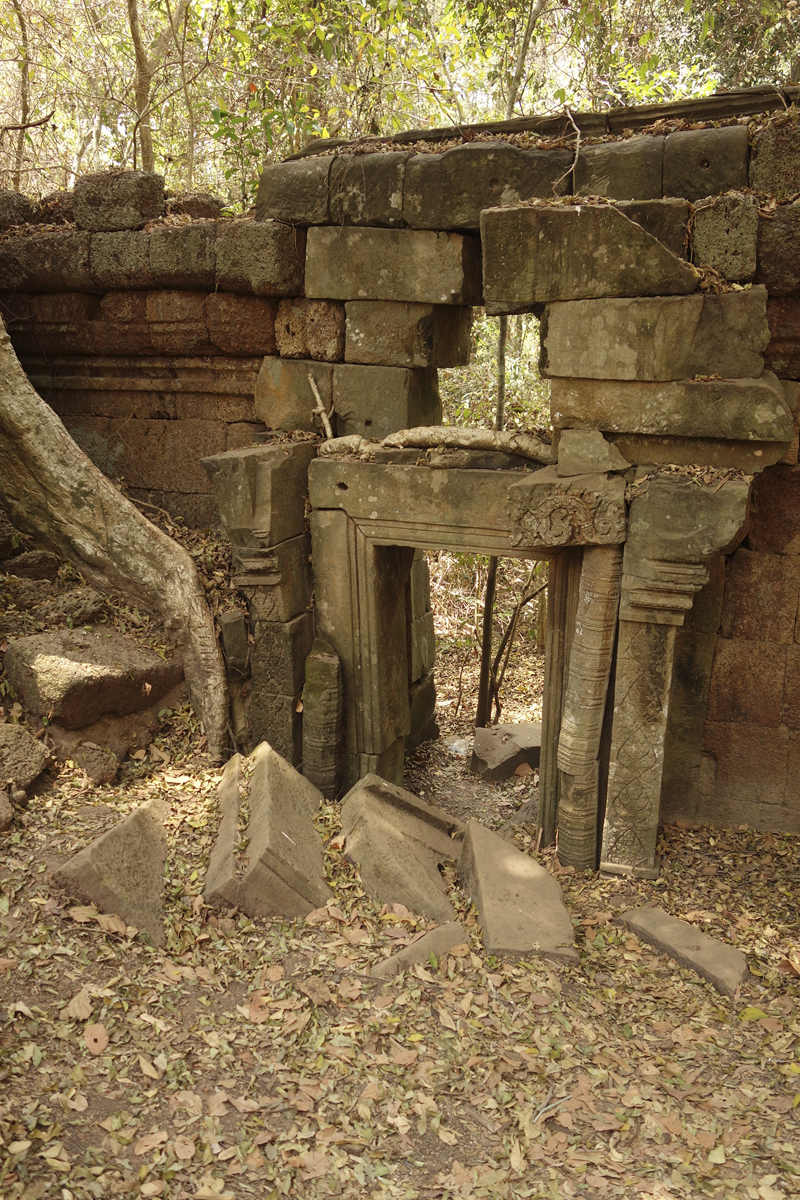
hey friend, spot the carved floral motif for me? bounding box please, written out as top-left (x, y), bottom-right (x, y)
top-left (508, 485), bottom-right (627, 548)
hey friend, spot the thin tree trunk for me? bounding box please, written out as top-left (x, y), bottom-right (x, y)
top-left (10, 0), bottom-right (29, 193)
top-left (0, 326), bottom-right (228, 759)
top-left (505, 0), bottom-right (548, 118)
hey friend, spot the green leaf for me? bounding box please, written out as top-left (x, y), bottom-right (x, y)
top-left (739, 1006), bottom-right (768, 1021)
top-left (231, 28), bottom-right (251, 46)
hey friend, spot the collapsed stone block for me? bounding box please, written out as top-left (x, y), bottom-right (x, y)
top-left (458, 821), bottom-right (577, 961)
top-left (481, 204), bottom-right (697, 311)
top-left (693, 193), bottom-right (757, 282)
top-left (275, 299), bottom-right (345, 361)
top-left (4, 629), bottom-right (183, 729)
top-left (756, 203), bottom-right (800, 296)
top-left (541, 288), bottom-right (769, 381)
top-left (372, 922), bottom-right (469, 979)
top-left (205, 293), bottom-right (278, 356)
top-left (73, 170), bottom-right (165, 231)
top-left (202, 442), bottom-right (317, 549)
top-left (750, 123), bottom-right (800, 196)
top-left (663, 126), bottom-right (749, 201)
top-left (329, 153), bottom-right (408, 226)
top-left (470, 722), bottom-right (541, 782)
top-left (332, 363), bottom-right (442, 439)
top-left (167, 192), bottom-right (224, 220)
top-left (574, 136), bottom-right (663, 200)
top-left (556, 429), bottom-right (631, 476)
top-left (215, 221), bottom-right (305, 296)
top-left (0, 723), bottom-right (48, 791)
top-left (148, 222), bottom-right (217, 289)
top-left (52, 798), bottom-right (168, 944)
top-left (305, 227), bottom-right (482, 305)
top-left (403, 142), bottom-right (572, 230)
top-left (621, 906), bottom-right (748, 997)
top-left (255, 157), bottom-right (332, 224)
top-left (341, 773), bottom-right (465, 922)
top-left (344, 301), bottom-right (471, 368)
top-left (302, 638), bottom-right (343, 799)
top-left (254, 357), bottom-right (333, 433)
top-left (204, 743), bottom-right (332, 918)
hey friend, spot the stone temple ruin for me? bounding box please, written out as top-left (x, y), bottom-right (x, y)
top-left (4, 88), bottom-right (800, 897)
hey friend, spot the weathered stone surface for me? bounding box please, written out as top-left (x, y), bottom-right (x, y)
top-left (720, 548), bottom-right (800, 644)
top-left (0, 790), bottom-right (13, 832)
top-left (329, 153), bottom-right (408, 227)
top-left (35, 586), bottom-right (106, 628)
top-left (202, 442), bottom-right (317, 549)
top-left (215, 221), bottom-right (305, 296)
top-left (219, 610), bottom-right (251, 680)
top-left (551, 372), bottom-right (792, 445)
top-left (541, 288), bottom-right (769, 381)
top-left (49, 706), bottom-right (161, 764)
top-left (249, 611), bottom-right (314, 695)
top-left (617, 198), bottom-right (690, 258)
top-left (458, 820), bottom-right (578, 961)
top-left (621, 906), bottom-right (748, 997)
top-left (556, 429), bottom-right (630, 476)
top-left (507, 467), bottom-right (627, 549)
top-left (779, 381), bottom-right (800, 464)
top-left (574, 137), bottom-right (663, 200)
top-left (0, 723), bottom-right (48, 790)
top-left (403, 143), bottom-right (572, 230)
top-left (409, 611), bottom-right (435, 682)
top-left (234, 533), bottom-right (312, 621)
top-left (372, 922), bottom-right (469, 979)
top-left (302, 638), bottom-right (342, 799)
top-left (52, 799), bottom-right (168, 943)
top-left (693, 193), bottom-right (757, 282)
top-left (148, 222), bottom-right (217, 289)
top-left (145, 290), bottom-right (215, 355)
top-left (604, 432), bottom-right (785, 473)
top-left (0, 190), bottom-right (33, 229)
top-left (205, 293), bottom-right (278, 355)
top-left (254, 357), bottom-right (333, 433)
top-left (471, 722), bottom-right (541, 782)
top-left (750, 123), bottom-right (800, 196)
top-left (410, 551), bottom-right (431, 619)
top-left (166, 192), bottom-right (224, 219)
top-left (698, 722), bottom-right (799, 833)
top-left (341, 773), bottom-right (464, 922)
top-left (481, 203), bottom-right (697, 311)
top-left (90, 231), bottom-right (151, 290)
top-left (407, 671), bottom-right (438, 756)
top-left (345, 301), bottom-right (471, 368)
top-left (707, 637), bottom-right (785, 727)
top-left (0, 230), bottom-right (94, 293)
top-left (4, 629), bottom-right (183, 728)
top-left (33, 190), bottom-right (73, 224)
top-left (748, 463), bottom-right (800, 554)
top-left (664, 126), bottom-right (749, 201)
top-left (333, 364), bottom-right (441, 439)
top-left (0, 548), bottom-right (60, 579)
top-left (305, 227), bottom-right (482, 305)
top-left (251, 690), bottom-right (303, 766)
top-left (205, 742), bottom-right (331, 917)
top-left (756, 203), bottom-right (800, 295)
top-left (275, 299), bottom-right (345, 361)
top-left (73, 171), bottom-right (165, 231)
top-left (255, 157), bottom-right (331, 224)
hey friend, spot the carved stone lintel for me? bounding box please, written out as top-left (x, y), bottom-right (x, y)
top-left (508, 467), bottom-right (626, 549)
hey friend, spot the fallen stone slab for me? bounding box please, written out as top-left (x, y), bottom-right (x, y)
top-left (458, 821), bottom-right (578, 962)
top-left (3, 629), bottom-right (183, 729)
top-left (621, 905), bottom-right (748, 997)
top-left (371, 922), bottom-right (469, 979)
top-left (204, 742), bottom-right (332, 918)
top-left (52, 798), bottom-right (168, 944)
top-left (73, 170), bottom-right (165, 231)
top-left (470, 722), bottom-right (542, 782)
top-left (481, 203), bottom-right (698, 311)
top-left (341, 774), bottom-right (465, 923)
top-left (556, 429), bottom-right (631, 477)
top-left (0, 723), bottom-right (48, 791)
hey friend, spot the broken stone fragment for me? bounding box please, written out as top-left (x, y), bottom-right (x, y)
top-left (621, 905), bottom-right (748, 997)
top-left (204, 742), bottom-right (332, 918)
top-left (0, 722), bottom-right (48, 791)
top-left (371, 922), bottom-right (470, 979)
top-left (341, 774), bottom-right (465, 923)
top-left (470, 722), bottom-right (542, 782)
top-left (458, 821), bottom-right (578, 963)
top-left (0, 548), bottom-right (61, 579)
top-left (52, 799), bottom-right (169, 944)
top-left (556, 430), bottom-right (631, 477)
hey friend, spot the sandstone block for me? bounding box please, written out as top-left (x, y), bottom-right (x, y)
top-left (255, 357), bottom-right (333, 433)
top-left (332, 363), bottom-right (441, 439)
top-left (403, 143), bottom-right (572, 230)
top-left (148, 222), bottom-right (217, 289)
top-left (341, 773), bottom-right (465, 922)
top-left (756, 203), bottom-right (800, 295)
top-left (94, 292), bottom-right (153, 353)
top-left (767, 298), bottom-right (800, 378)
top-left (750, 123), bottom-right (800, 196)
top-left (603, 433), bottom-right (785, 473)
top-left (145, 290), bottom-right (214, 355)
top-left (167, 193), bottom-right (224, 220)
top-left (616, 198), bottom-right (690, 258)
top-left (541, 288), bottom-right (769, 381)
top-left (215, 221), bottom-right (305, 296)
top-left (236, 533), bottom-right (312, 622)
top-left (90, 231), bottom-right (151, 289)
top-left (205, 293), bottom-right (278, 355)
top-left (345, 301), bottom-right (471, 368)
top-left (409, 551), bottom-right (431, 619)
top-left (52, 799), bottom-right (168, 944)
top-left (748, 464), bottom-right (800, 554)
top-left (305, 227), bottom-right (482, 305)
top-left (372, 922), bottom-right (469, 979)
top-left (49, 707), bottom-right (160, 764)
top-left (73, 170), bottom-right (164, 231)
top-left (3, 230), bottom-right (94, 293)
top-left (409, 611), bottom-right (435, 682)
top-left (707, 637), bottom-right (785, 727)
top-left (574, 136), bottom-right (663, 200)
top-left (202, 442), bottom-right (317, 548)
top-left (507, 467), bottom-right (627, 549)
top-left (550, 372), bottom-right (791, 444)
top-left (302, 638), bottom-right (343, 799)
top-left (664, 126), bottom-right (749, 201)
top-left (275, 298), bottom-right (345, 361)
top-left (255, 157), bottom-right (331, 224)
top-left (699, 721), bottom-right (793, 829)
top-left (621, 906), bottom-right (748, 997)
top-left (0, 189), bottom-right (33, 229)
top-left (161, 418), bottom-right (226, 493)
top-left (27, 293), bottom-right (101, 355)
top-left (4, 629), bottom-right (183, 728)
top-left (470, 722), bottom-right (541, 782)
top-left (556, 429), bottom-right (630, 476)
top-left (219, 610), bottom-right (250, 680)
top-left (0, 723), bottom-right (48, 790)
top-left (249, 611), bottom-right (314, 695)
top-left (202, 754), bottom-right (243, 908)
top-left (481, 204), bottom-right (697, 311)
top-left (329, 153), bottom-right (408, 226)
top-left (720, 548), bottom-right (800, 644)
top-left (251, 691), bottom-right (303, 766)
top-left (406, 671), bottom-right (438, 756)
top-left (782, 645), bottom-right (800, 729)
top-left (458, 820), bottom-right (577, 961)
top-left (693, 193), bottom-right (758, 282)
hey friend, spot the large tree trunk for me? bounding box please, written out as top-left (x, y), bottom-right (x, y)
top-left (0, 326), bottom-right (228, 759)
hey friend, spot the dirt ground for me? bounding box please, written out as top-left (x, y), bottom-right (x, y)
top-left (1, 539), bottom-right (800, 1200)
